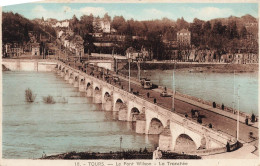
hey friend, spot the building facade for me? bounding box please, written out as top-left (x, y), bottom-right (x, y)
top-left (177, 29), bottom-right (191, 47)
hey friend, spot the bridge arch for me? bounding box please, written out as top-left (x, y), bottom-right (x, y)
top-left (170, 123), bottom-right (204, 152)
top-left (69, 73), bottom-right (73, 78)
top-left (86, 82), bottom-right (92, 89)
top-left (173, 134), bottom-right (198, 152)
top-left (94, 86), bottom-right (100, 91)
top-left (102, 92), bottom-right (113, 111)
top-left (114, 98), bottom-right (124, 111)
top-left (104, 92), bottom-right (111, 99)
top-left (148, 118), bottom-right (164, 135)
top-left (129, 107), bottom-right (140, 121)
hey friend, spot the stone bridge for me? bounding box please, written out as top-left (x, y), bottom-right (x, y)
top-left (55, 61), bottom-right (237, 155)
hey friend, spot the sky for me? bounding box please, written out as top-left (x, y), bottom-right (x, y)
top-left (2, 3), bottom-right (258, 22)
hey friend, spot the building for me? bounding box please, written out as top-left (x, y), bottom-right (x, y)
top-left (126, 47), bottom-right (139, 60)
top-left (31, 43), bottom-right (40, 56)
top-left (52, 20), bottom-right (69, 28)
top-left (93, 19), bottom-right (111, 33)
top-left (100, 20), bottom-right (110, 33)
top-left (177, 29), bottom-right (191, 47)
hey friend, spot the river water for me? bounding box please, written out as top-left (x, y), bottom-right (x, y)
top-left (142, 70), bottom-right (258, 115)
top-left (2, 71), bottom-right (158, 159)
top-left (2, 70), bottom-right (258, 159)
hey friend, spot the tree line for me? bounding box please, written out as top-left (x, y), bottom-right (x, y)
top-left (3, 12), bottom-right (258, 60)
top-left (69, 13), bottom-right (258, 59)
top-left (2, 12), bottom-right (56, 46)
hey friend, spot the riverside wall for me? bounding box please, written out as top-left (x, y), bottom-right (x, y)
top-left (2, 59), bottom-right (57, 72)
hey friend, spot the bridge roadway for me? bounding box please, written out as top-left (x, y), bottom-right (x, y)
top-left (81, 62), bottom-right (258, 145)
top-left (56, 60), bottom-right (257, 156)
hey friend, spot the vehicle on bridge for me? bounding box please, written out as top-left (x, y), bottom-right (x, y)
top-left (141, 78), bottom-right (152, 89)
top-left (160, 91), bottom-right (171, 97)
top-left (113, 76), bottom-right (120, 82)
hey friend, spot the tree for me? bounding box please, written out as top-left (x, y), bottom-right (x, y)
top-left (176, 17), bottom-right (189, 30)
top-left (80, 14), bottom-right (94, 34)
top-left (111, 16), bottom-right (127, 34)
top-left (240, 26), bottom-right (247, 39)
top-left (103, 13), bottom-right (111, 22)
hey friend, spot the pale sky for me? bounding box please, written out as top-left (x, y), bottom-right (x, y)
top-left (3, 3), bottom-right (258, 22)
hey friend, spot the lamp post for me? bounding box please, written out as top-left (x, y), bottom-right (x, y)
top-left (137, 60), bottom-right (140, 81)
top-left (120, 136), bottom-right (123, 158)
top-left (237, 85), bottom-right (240, 141)
top-left (172, 70), bottom-right (175, 111)
top-left (128, 58), bottom-right (131, 92)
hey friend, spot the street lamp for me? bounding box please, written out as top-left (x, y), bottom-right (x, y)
top-left (172, 70), bottom-right (175, 111)
top-left (237, 85), bottom-right (240, 141)
top-left (120, 136), bottom-right (122, 152)
top-left (128, 58), bottom-right (131, 92)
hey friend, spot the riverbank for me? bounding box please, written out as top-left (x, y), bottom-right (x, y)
top-left (121, 63), bottom-right (258, 73)
top-left (41, 150), bottom-right (201, 159)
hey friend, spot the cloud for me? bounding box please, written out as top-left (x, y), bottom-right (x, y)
top-left (79, 7), bottom-right (106, 16)
top-left (184, 7), bottom-right (234, 22)
top-left (142, 8), bottom-right (175, 20)
top-left (29, 5), bottom-right (108, 20)
top-left (32, 5), bottom-right (47, 13)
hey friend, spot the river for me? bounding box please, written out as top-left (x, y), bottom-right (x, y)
top-left (2, 71), bottom-right (158, 159)
top-left (2, 70), bottom-right (258, 159)
top-left (142, 70), bottom-right (258, 115)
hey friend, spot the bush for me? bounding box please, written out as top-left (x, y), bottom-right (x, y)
top-left (25, 88), bottom-right (36, 102)
top-left (43, 95), bottom-right (56, 104)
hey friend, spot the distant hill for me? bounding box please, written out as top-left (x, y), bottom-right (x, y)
top-left (210, 14), bottom-right (258, 33)
top-left (2, 12), bottom-right (56, 45)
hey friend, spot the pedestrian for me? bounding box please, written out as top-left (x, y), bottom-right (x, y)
top-left (226, 142), bottom-right (230, 152)
top-left (213, 102), bottom-right (216, 108)
top-left (153, 147), bottom-right (162, 160)
top-left (147, 92), bottom-right (150, 98)
top-left (221, 104), bottom-right (224, 110)
top-left (245, 118), bottom-right (249, 125)
top-left (154, 98), bottom-right (157, 104)
top-left (191, 109), bottom-right (195, 118)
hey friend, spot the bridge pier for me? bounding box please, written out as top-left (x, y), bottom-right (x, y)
top-left (135, 114), bottom-right (146, 134)
top-left (60, 67), bottom-right (65, 77)
top-left (57, 69), bottom-right (61, 76)
top-left (64, 70), bottom-right (69, 81)
top-left (69, 73), bottom-right (74, 84)
top-left (159, 126), bottom-right (172, 151)
top-left (93, 89), bottom-right (102, 103)
top-left (79, 82), bottom-right (86, 92)
top-left (60, 70), bottom-right (65, 77)
top-left (118, 104), bottom-right (128, 121)
top-left (103, 98), bottom-right (113, 111)
top-left (73, 76), bottom-right (79, 88)
top-left (86, 84), bottom-right (93, 97)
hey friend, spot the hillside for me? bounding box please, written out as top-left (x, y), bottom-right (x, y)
top-left (2, 12), bottom-right (56, 45)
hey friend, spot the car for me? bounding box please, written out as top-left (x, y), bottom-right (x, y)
top-left (160, 91), bottom-right (172, 97)
top-left (113, 76), bottom-right (120, 82)
top-left (140, 78), bottom-right (151, 89)
top-left (160, 91), bottom-right (168, 97)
